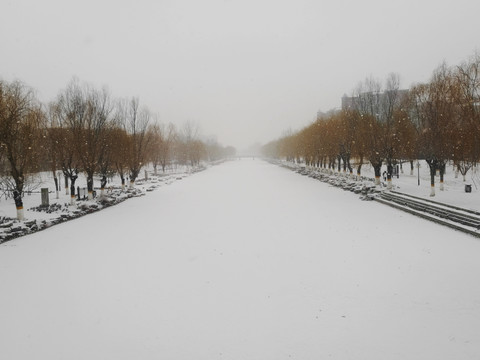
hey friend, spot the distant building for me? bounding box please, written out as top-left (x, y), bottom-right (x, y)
top-left (341, 93), bottom-right (357, 111)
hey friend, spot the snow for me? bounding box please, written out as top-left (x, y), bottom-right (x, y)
top-left (1, 159), bottom-right (480, 359)
top-left (0, 169), bottom-right (196, 241)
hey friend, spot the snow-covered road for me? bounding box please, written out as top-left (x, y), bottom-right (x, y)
top-left (1, 159), bottom-right (479, 359)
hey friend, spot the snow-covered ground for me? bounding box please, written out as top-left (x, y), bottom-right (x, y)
top-left (1, 158), bottom-right (480, 359)
top-left (0, 167), bottom-right (200, 242)
top-left (280, 159), bottom-right (480, 212)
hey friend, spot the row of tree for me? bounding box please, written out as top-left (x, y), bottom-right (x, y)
top-left (0, 78), bottom-right (235, 219)
top-left (263, 52), bottom-right (480, 197)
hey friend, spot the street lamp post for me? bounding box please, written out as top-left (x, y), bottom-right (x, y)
top-left (416, 161), bottom-right (421, 186)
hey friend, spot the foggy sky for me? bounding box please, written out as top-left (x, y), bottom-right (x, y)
top-left (1, 0), bottom-right (479, 150)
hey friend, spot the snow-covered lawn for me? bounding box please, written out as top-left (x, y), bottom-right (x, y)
top-left (0, 168), bottom-right (196, 242)
top-left (1, 159), bottom-right (479, 359)
top-left (279, 159), bottom-right (480, 212)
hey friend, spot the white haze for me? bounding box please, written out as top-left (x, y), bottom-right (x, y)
top-left (1, 0), bottom-right (479, 150)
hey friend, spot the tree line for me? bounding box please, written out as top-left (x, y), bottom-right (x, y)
top-left (0, 78), bottom-right (236, 220)
top-left (262, 53), bottom-right (480, 197)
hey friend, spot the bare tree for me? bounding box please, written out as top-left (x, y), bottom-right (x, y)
top-left (0, 80), bottom-right (43, 219)
top-left (381, 73), bottom-right (402, 189)
top-left (44, 102), bottom-right (64, 199)
top-left (338, 110), bottom-right (357, 175)
top-left (149, 122), bottom-right (163, 176)
top-left (150, 122), bottom-right (177, 174)
top-left (180, 121), bottom-right (203, 167)
top-left (97, 123), bottom-right (117, 199)
top-left (118, 98), bottom-right (152, 187)
top-left (161, 123), bottom-right (177, 172)
top-left (55, 78), bottom-right (88, 204)
top-left (410, 63), bottom-right (456, 196)
top-left (452, 53), bottom-right (480, 179)
top-left (354, 77), bottom-right (384, 185)
top-left (110, 125), bottom-right (131, 190)
top-left (77, 85), bottom-right (113, 199)
top-left (392, 106), bottom-right (418, 175)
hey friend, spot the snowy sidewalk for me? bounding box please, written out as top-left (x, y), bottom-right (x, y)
top-left (1, 159), bottom-right (479, 359)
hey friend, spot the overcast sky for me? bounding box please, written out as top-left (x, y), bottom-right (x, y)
top-left (1, 0), bottom-right (479, 150)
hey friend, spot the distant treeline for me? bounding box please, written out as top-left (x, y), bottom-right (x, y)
top-left (262, 52), bottom-right (480, 196)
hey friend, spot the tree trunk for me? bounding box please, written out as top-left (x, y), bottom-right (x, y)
top-left (357, 155), bottom-right (364, 178)
top-left (70, 176), bottom-right (77, 205)
top-left (439, 162), bottom-right (446, 191)
top-left (86, 173), bottom-right (94, 200)
top-left (17, 208), bottom-right (24, 221)
top-left (372, 161), bottom-right (382, 185)
top-left (120, 175), bottom-right (126, 191)
top-left (386, 162), bottom-right (393, 190)
top-left (53, 173), bottom-right (59, 199)
top-left (13, 191), bottom-right (24, 221)
top-left (65, 175), bottom-right (69, 195)
top-left (346, 156), bottom-right (353, 176)
top-left (427, 160), bottom-right (437, 197)
top-left (100, 176), bottom-right (107, 199)
top-left (130, 169), bottom-right (140, 188)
